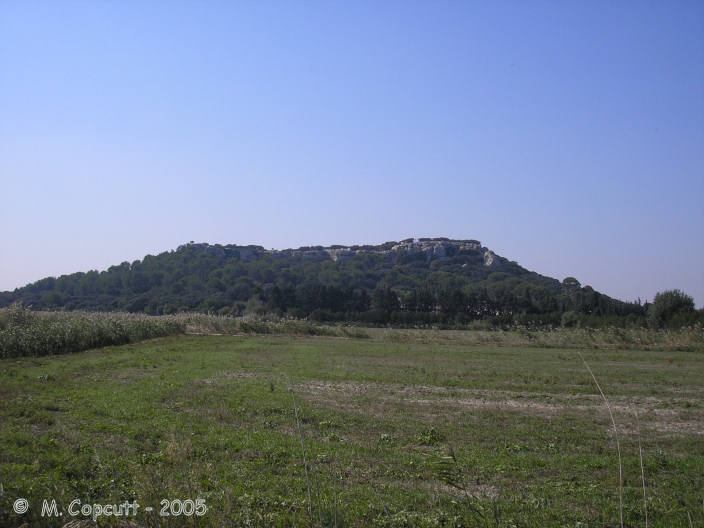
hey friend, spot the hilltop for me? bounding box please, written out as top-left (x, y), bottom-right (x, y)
top-left (0, 238), bottom-right (644, 326)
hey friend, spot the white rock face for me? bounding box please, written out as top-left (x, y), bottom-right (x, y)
top-left (325, 249), bottom-right (354, 262)
top-left (182, 239), bottom-right (503, 267)
top-left (390, 239), bottom-right (482, 254)
top-left (483, 250), bottom-right (498, 267)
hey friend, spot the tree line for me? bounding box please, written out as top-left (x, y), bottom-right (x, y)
top-left (1, 242), bottom-right (699, 328)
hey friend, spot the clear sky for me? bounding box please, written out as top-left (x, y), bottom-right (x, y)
top-left (1, 1), bottom-right (703, 306)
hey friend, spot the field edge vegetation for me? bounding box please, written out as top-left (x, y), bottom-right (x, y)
top-left (1, 303), bottom-right (703, 359)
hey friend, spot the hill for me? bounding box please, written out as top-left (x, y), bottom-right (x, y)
top-left (0, 238), bottom-right (645, 325)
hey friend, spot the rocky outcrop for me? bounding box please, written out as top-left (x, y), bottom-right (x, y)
top-left (483, 250), bottom-right (498, 267)
top-left (179, 238), bottom-right (502, 267)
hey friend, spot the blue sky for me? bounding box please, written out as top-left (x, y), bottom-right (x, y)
top-left (1, 1), bottom-right (703, 306)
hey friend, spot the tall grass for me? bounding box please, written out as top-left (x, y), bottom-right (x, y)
top-left (2, 303), bottom-right (701, 359)
top-left (0, 303), bottom-right (186, 358)
top-left (0, 304), bottom-right (372, 358)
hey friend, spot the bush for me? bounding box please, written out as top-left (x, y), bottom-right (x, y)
top-left (561, 311), bottom-right (580, 328)
top-left (648, 290), bottom-right (696, 329)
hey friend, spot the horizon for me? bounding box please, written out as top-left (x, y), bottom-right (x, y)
top-left (2, 2), bottom-right (703, 307)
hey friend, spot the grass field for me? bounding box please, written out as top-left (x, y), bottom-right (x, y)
top-left (1, 333), bottom-right (702, 527)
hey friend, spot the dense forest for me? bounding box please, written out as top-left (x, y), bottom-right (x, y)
top-left (0, 239), bottom-right (669, 328)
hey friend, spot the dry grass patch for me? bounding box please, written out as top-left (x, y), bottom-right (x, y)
top-left (298, 379), bottom-right (704, 437)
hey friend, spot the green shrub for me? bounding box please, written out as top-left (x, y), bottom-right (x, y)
top-left (648, 289), bottom-right (698, 329)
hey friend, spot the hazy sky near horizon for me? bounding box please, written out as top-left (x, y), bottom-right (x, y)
top-left (1, 1), bottom-right (703, 306)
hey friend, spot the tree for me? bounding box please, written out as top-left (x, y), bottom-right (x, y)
top-left (648, 289), bottom-right (695, 329)
top-left (372, 285), bottom-right (400, 313)
top-left (562, 277), bottom-right (581, 291)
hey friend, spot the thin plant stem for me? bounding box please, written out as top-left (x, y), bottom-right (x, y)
top-left (577, 350), bottom-right (623, 528)
top-left (288, 380), bottom-right (314, 526)
top-left (313, 466), bottom-right (323, 527)
top-left (333, 470), bottom-right (338, 528)
top-left (370, 481), bottom-right (391, 517)
top-left (635, 408), bottom-right (648, 528)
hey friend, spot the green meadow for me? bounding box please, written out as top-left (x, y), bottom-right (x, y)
top-left (1, 334), bottom-right (702, 527)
